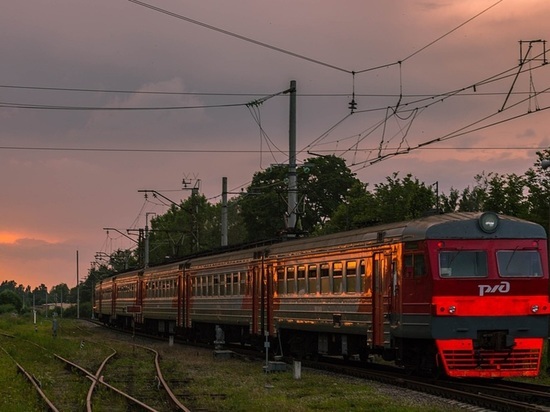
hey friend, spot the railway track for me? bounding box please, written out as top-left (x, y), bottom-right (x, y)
top-left (0, 325), bottom-right (192, 411)
top-left (303, 356), bottom-right (550, 412)
top-left (89, 319), bottom-right (550, 411)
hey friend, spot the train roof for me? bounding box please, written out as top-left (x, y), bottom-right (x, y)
top-left (265, 212), bottom-right (546, 258)
top-left (401, 212), bottom-right (546, 241)
top-left (100, 212), bottom-right (546, 280)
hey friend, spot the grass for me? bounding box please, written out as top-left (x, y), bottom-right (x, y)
top-left (1, 312), bottom-right (548, 411)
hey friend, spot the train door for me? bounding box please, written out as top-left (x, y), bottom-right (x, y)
top-left (183, 270), bottom-right (192, 330)
top-left (111, 278), bottom-right (117, 319)
top-left (251, 261), bottom-right (271, 338)
top-left (251, 265), bottom-right (261, 335)
top-left (177, 270), bottom-right (184, 329)
top-left (372, 253), bottom-right (391, 347)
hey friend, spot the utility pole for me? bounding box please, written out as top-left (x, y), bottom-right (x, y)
top-left (76, 250), bottom-right (80, 319)
top-left (221, 177), bottom-right (228, 246)
top-left (287, 80), bottom-right (298, 233)
top-left (144, 212), bottom-right (156, 267)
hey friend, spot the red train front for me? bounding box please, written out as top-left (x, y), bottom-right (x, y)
top-left (398, 212), bottom-right (550, 378)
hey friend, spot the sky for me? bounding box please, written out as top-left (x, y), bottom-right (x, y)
top-left (2, 0), bottom-right (550, 290)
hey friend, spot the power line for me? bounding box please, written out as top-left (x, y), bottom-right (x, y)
top-left (0, 100), bottom-right (247, 111)
top-left (128, 0), bottom-right (502, 78)
top-left (0, 145), bottom-right (546, 154)
top-left (128, 0), bottom-right (352, 74)
top-left (2, 83), bottom-right (544, 99)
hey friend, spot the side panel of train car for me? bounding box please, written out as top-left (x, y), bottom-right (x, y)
top-left (270, 243), bottom-right (401, 361)
top-left (185, 249), bottom-right (263, 346)
top-left (112, 271), bottom-right (143, 329)
top-left (94, 277), bottom-right (115, 324)
top-left (140, 263), bottom-right (183, 336)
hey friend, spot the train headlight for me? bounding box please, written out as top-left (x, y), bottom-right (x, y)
top-left (531, 305), bottom-right (539, 313)
top-left (448, 305), bottom-right (456, 314)
top-left (479, 212), bottom-right (499, 233)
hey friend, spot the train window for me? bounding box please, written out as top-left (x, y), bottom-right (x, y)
top-left (226, 274), bottom-right (233, 296)
top-left (359, 260), bottom-right (366, 293)
top-left (405, 253), bottom-right (426, 278)
top-left (362, 259), bottom-right (373, 294)
top-left (202, 276), bottom-right (208, 296)
top-left (439, 251), bottom-right (488, 278)
top-left (333, 262), bottom-right (343, 293)
top-left (497, 250), bottom-right (543, 277)
top-left (287, 267), bottom-right (296, 294)
top-left (213, 275), bottom-right (219, 296)
top-left (308, 265), bottom-right (318, 294)
top-left (297, 266), bottom-right (306, 294)
top-left (238, 272), bottom-right (245, 295)
top-left (414, 254), bottom-right (426, 277)
top-left (277, 267), bottom-right (285, 295)
top-left (320, 263), bottom-right (330, 294)
top-left (346, 261), bottom-right (357, 293)
top-left (233, 273), bottom-right (240, 295)
top-left (220, 273), bottom-right (227, 296)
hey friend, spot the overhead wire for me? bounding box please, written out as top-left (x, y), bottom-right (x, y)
top-left (2, 0), bottom-right (541, 202)
top-left (351, 84), bottom-right (550, 170)
top-left (128, 0), bottom-right (352, 74)
top-left (0, 100), bottom-right (247, 111)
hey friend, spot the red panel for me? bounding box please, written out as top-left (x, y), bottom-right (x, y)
top-left (432, 295), bottom-right (550, 316)
top-left (436, 338), bottom-right (542, 378)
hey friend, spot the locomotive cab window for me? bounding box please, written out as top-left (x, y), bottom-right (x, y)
top-left (439, 250), bottom-right (488, 278)
top-left (497, 250), bottom-right (543, 277)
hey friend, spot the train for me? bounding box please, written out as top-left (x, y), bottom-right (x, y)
top-left (94, 211), bottom-right (550, 378)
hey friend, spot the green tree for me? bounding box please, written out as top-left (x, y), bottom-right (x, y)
top-left (238, 165), bottom-right (288, 241)
top-left (239, 155), bottom-right (360, 240)
top-left (0, 290), bottom-right (23, 312)
top-left (524, 149), bottom-right (550, 233)
top-left (32, 284), bottom-right (49, 306)
top-left (50, 283), bottom-right (70, 305)
top-left (439, 188), bottom-right (460, 213)
top-left (320, 181), bottom-right (379, 234)
top-left (148, 193), bottom-right (222, 263)
top-left (371, 173), bottom-right (436, 223)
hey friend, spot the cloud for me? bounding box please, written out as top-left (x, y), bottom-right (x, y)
top-left (1, 0), bottom-right (550, 290)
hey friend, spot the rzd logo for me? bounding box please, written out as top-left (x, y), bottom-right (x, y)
top-left (478, 281), bottom-right (510, 297)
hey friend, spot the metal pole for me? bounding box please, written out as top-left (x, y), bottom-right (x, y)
top-left (221, 177), bottom-right (228, 246)
top-left (287, 80), bottom-right (297, 232)
top-left (76, 250), bottom-right (80, 319)
top-left (145, 217), bottom-right (150, 268)
top-left (144, 212), bottom-right (156, 268)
